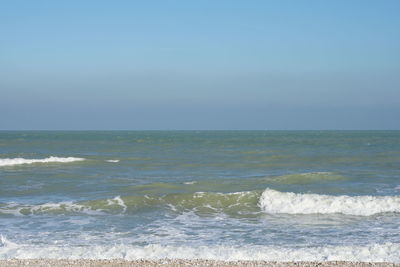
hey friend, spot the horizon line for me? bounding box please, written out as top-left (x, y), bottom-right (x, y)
top-left (1, 129), bottom-right (399, 132)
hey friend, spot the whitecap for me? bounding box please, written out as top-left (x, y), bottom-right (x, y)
top-left (259, 188), bottom-right (400, 216)
top-left (0, 201), bottom-right (104, 216)
top-left (106, 196), bottom-right (127, 213)
top-left (183, 181), bottom-right (197, 185)
top-left (105, 160), bottom-right (120, 163)
top-left (0, 156), bottom-right (85, 167)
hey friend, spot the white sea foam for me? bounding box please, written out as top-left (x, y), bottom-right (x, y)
top-left (0, 203), bottom-right (23, 216)
top-left (259, 189), bottom-right (400, 216)
top-left (106, 159), bottom-right (120, 163)
top-left (106, 196), bottom-right (127, 213)
top-left (183, 181), bottom-right (197, 185)
top-left (0, 156), bottom-right (85, 167)
top-left (0, 236), bottom-right (399, 262)
top-left (0, 195), bottom-right (131, 216)
top-left (0, 202), bottom-right (104, 216)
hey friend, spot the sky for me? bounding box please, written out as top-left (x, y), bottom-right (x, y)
top-left (1, 0), bottom-right (399, 130)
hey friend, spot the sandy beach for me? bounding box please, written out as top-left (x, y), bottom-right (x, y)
top-left (0, 260), bottom-right (398, 267)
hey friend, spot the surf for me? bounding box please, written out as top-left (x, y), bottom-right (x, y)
top-left (0, 156), bottom-right (85, 167)
top-left (2, 188), bottom-right (400, 217)
top-left (259, 188), bottom-right (400, 216)
top-left (0, 235), bottom-right (399, 262)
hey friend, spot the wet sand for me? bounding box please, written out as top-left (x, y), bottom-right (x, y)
top-left (0, 260), bottom-right (398, 267)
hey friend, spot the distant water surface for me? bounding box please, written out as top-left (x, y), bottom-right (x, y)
top-left (0, 131), bottom-right (399, 261)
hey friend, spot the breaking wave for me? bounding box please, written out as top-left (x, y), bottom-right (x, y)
top-left (0, 192), bottom-right (260, 216)
top-left (0, 196), bottom-right (130, 216)
top-left (0, 236), bottom-right (399, 262)
top-left (105, 159), bottom-right (120, 163)
top-left (260, 189), bottom-right (400, 216)
top-left (0, 201), bottom-right (105, 216)
top-left (0, 157), bottom-right (85, 167)
top-left (2, 189), bottom-right (399, 217)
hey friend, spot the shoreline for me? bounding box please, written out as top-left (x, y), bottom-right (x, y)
top-left (0, 259), bottom-right (399, 267)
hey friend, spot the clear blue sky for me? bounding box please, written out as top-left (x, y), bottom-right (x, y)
top-left (1, 0), bottom-right (399, 130)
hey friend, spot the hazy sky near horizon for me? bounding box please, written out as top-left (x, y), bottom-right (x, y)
top-left (1, 0), bottom-right (399, 130)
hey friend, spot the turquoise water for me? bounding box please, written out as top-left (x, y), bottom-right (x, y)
top-left (0, 131), bottom-right (399, 261)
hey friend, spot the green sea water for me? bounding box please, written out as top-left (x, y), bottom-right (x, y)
top-left (0, 131), bottom-right (399, 261)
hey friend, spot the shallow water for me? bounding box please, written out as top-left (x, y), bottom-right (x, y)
top-left (0, 131), bottom-right (399, 261)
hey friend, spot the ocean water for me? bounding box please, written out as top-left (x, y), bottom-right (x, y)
top-left (0, 131), bottom-right (399, 262)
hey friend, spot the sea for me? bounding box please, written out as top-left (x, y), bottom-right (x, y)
top-left (0, 131), bottom-right (399, 262)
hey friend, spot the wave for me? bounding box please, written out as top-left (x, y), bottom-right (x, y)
top-left (105, 159), bottom-right (119, 163)
top-left (183, 181), bottom-right (197, 185)
top-left (0, 192), bottom-right (260, 216)
top-left (0, 236), bottom-right (399, 262)
top-left (0, 156), bottom-right (85, 167)
top-left (2, 189), bottom-right (399, 217)
top-left (0, 196), bottom-right (131, 216)
top-left (0, 201), bottom-right (105, 216)
top-left (259, 189), bottom-right (400, 216)
top-left (269, 172), bottom-right (346, 184)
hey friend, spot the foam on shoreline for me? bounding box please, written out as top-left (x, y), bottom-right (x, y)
top-left (0, 236), bottom-right (399, 263)
top-left (0, 259), bottom-right (398, 267)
